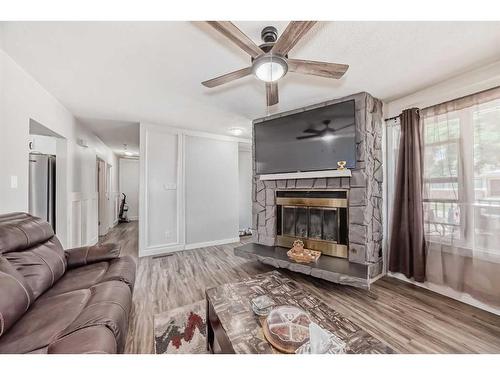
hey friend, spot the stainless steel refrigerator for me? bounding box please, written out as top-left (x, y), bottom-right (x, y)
top-left (29, 153), bottom-right (56, 230)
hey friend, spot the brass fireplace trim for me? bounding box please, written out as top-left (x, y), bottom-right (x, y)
top-left (276, 197), bottom-right (347, 208)
top-left (277, 235), bottom-right (348, 258)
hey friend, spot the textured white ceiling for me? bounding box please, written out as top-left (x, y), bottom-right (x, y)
top-left (2, 21), bottom-right (500, 143)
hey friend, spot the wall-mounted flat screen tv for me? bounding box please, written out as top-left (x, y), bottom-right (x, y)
top-left (254, 99), bottom-right (356, 175)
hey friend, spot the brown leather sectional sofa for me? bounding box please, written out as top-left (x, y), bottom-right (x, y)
top-left (0, 213), bottom-right (136, 354)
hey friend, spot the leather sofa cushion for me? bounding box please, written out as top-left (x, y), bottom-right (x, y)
top-left (0, 258), bottom-right (35, 337)
top-left (45, 256), bottom-right (136, 297)
top-left (0, 280), bottom-right (132, 354)
top-left (57, 280), bottom-right (132, 353)
top-left (0, 289), bottom-right (90, 353)
top-left (25, 326), bottom-right (119, 354)
top-left (4, 237), bottom-right (67, 299)
top-left (65, 243), bottom-right (121, 269)
top-left (0, 214), bottom-right (55, 254)
top-left (47, 326), bottom-right (118, 354)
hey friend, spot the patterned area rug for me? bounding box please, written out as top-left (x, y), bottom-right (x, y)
top-left (154, 300), bottom-right (207, 354)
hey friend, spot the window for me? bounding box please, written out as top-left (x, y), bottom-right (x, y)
top-left (422, 98), bottom-right (500, 251)
top-left (423, 116), bottom-right (462, 242)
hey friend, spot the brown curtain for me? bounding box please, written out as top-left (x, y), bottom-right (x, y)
top-left (389, 108), bottom-right (426, 282)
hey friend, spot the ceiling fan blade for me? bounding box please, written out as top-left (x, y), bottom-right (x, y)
top-left (303, 128), bottom-right (320, 134)
top-left (202, 67), bottom-right (252, 88)
top-left (298, 127), bottom-right (329, 140)
top-left (266, 83), bottom-right (279, 106)
top-left (206, 21), bottom-right (263, 58)
top-left (271, 21), bottom-right (317, 56)
top-left (330, 123), bottom-right (355, 132)
top-left (287, 58), bottom-right (349, 79)
top-left (297, 134), bottom-right (321, 140)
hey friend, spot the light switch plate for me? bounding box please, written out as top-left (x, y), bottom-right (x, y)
top-left (163, 183), bottom-right (177, 190)
top-left (10, 175), bottom-right (18, 189)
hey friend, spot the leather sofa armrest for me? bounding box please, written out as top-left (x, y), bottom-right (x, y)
top-left (65, 243), bottom-right (121, 269)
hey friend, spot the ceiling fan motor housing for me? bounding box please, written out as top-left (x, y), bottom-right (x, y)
top-left (261, 26), bottom-right (278, 43)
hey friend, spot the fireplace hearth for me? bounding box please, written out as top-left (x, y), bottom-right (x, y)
top-left (276, 190), bottom-right (349, 258)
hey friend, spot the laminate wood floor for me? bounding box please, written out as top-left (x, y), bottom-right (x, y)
top-left (99, 222), bottom-right (500, 354)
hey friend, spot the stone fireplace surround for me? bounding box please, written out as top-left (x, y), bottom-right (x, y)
top-left (251, 92), bottom-right (384, 280)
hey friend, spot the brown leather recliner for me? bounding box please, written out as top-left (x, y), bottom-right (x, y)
top-left (0, 212), bottom-right (136, 354)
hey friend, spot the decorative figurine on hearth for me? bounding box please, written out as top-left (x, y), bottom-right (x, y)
top-left (287, 239), bottom-right (321, 263)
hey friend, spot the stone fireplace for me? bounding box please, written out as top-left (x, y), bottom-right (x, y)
top-left (251, 92), bottom-right (384, 280)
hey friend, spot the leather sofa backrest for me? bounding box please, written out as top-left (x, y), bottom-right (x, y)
top-left (0, 213), bottom-right (55, 253)
top-left (0, 213), bottom-right (67, 300)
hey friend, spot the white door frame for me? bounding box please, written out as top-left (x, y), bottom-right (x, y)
top-left (97, 157), bottom-right (108, 236)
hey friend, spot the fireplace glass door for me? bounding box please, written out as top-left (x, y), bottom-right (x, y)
top-left (322, 208), bottom-right (338, 242)
top-left (308, 208), bottom-right (323, 240)
top-left (282, 206), bottom-right (296, 236)
top-left (281, 206), bottom-right (339, 243)
top-left (295, 207), bottom-right (308, 238)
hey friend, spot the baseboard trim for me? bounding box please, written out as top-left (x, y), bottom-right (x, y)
top-left (139, 237), bottom-right (240, 258)
top-left (184, 237), bottom-right (240, 251)
top-left (388, 271), bottom-right (500, 316)
top-left (140, 244), bottom-right (185, 258)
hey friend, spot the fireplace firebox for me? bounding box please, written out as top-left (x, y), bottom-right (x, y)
top-left (276, 190), bottom-right (349, 258)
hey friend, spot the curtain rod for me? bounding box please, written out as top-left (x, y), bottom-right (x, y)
top-left (383, 85), bottom-right (500, 122)
top-left (384, 114), bottom-right (400, 122)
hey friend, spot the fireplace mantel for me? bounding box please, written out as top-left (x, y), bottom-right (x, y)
top-left (259, 169), bottom-right (352, 181)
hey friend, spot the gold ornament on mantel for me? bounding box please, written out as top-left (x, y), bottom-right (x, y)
top-left (337, 160), bottom-right (347, 171)
top-left (287, 239), bottom-right (321, 263)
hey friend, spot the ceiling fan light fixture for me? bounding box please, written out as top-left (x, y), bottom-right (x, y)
top-left (321, 134), bottom-right (336, 141)
top-left (252, 55), bottom-right (288, 83)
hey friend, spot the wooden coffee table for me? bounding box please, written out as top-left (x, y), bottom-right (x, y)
top-left (205, 271), bottom-right (394, 354)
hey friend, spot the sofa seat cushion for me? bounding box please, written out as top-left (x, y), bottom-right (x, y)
top-left (0, 289), bottom-right (90, 353)
top-left (0, 280), bottom-right (132, 354)
top-left (44, 256), bottom-right (136, 298)
top-left (47, 326), bottom-right (118, 354)
top-left (56, 280), bottom-right (132, 352)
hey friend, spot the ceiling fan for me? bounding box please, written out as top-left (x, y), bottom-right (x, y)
top-left (296, 120), bottom-right (353, 140)
top-left (202, 21), bottom-right (349, 107)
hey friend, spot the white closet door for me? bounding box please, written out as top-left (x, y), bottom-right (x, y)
top-left (184, 135), bottom-right (239, 246)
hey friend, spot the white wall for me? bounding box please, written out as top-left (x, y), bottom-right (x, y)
top-left (385, 60), bottom-right (500, 118)
top-left (139, 122), bottom-right (248, 257)
top-left (119, 158), bottom-right (139, 220)
top-left (0, 48), bottom-right (118, 248)
top-left (185, 135), bottom-right (239, 247)
top-left (238, 144), bottom-right (252, 232)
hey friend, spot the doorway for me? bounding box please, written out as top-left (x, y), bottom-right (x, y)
top-left (28, 119), bottom-right (68, 246)
top-left (97, 157), bottom-right (109, 236)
